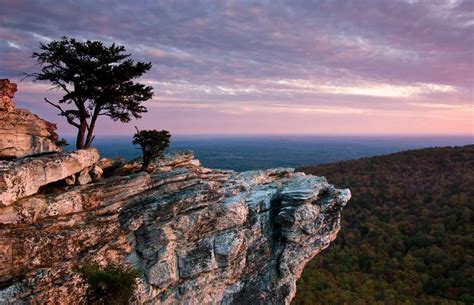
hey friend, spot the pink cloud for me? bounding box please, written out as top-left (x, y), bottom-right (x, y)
top-left (1, 0), bottom-right (472, 136)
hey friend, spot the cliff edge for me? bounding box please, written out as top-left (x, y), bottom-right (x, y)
top-left (0, 80), bottom-right (350, 304)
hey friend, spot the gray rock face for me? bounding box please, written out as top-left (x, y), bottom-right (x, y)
top-left (0, 148), bottom-right (100, 206)
top-left (0, 153), bottom-right (350, 304)
top-left (0, 79), bottom-right (61, 159)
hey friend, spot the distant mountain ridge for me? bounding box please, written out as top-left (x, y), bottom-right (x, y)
top-left (294, 145), bottom-right (474, 304)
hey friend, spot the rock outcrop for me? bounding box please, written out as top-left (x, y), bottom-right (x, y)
top-left (0, 152), bottom-right (350, 304)
top-left (0, 148), bottom-right (99, 207)
top-left (0, 79), bottom-right (61, 159)
top-left (0, 78), bottom-right (350, 304)
top-left (0, 79), bottom-right (16, 112)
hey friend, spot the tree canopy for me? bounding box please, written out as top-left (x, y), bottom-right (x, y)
top-left (294, 145), bottom-right (474, 304)
top-left (30, 37), bottom-right (153, 149)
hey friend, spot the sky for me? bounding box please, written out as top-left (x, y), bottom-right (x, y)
top-left (0, 0), bottom-right (473, 136)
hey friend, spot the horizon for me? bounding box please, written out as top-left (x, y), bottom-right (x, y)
top-left (62, 132), bottom-right (473, 171)
top-left (1, 0), bottom-right (473, 136)
top-left (59, 133), bottom-right (474, 138)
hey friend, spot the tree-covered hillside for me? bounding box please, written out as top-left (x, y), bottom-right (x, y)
top-left (293, 145), bottom-right (473, 305)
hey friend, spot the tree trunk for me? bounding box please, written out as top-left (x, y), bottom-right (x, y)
top-left (76, 121), bottom-right (87, 149)
top-left (75, 98), bottom-right (88, 149)
top-left (141, 158), bottom-right (150, 172)
top-left (141, 147), bottom-right (150, 171)
top-left (84, 107), bottom-right (100, 148)
top-left (84, 119), bottom-right (97, 148)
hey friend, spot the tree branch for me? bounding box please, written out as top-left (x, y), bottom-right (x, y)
top-left (21, 72), bottom-right (38, 81)
top-left (44, 97), bottom-right (65, 112)
top-left (53, 80), bottom-right (71, 95)
top-left (44, 98), bottom-right (80, 128)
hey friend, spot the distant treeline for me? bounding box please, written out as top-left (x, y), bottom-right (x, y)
top-left (293, 145), bottom-right (474, 304)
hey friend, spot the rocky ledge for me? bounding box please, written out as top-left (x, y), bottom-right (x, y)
top-left (0, 79), bottom-right (61, 159)
top-left (0, 148), bottom-right (100, 207)
top-left (0, 152), bottom-right (350, 304)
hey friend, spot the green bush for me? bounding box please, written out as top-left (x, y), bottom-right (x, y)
top-left (78, 263), bottom-right (140, 305)
top-left (133, 128), bottom-right (171, 171)
top-left (55, 138), bottom-right (69, 147)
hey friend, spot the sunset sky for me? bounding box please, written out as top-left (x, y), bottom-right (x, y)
top-left (1, 0), bottom-right (473, 136)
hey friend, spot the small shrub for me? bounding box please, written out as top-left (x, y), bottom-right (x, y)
top-left (55, 138), bottom-right (69, 147)
top-left (133, 128), bottom-right (171, 171)
top-left (78, 263), bottom-right (140, 305)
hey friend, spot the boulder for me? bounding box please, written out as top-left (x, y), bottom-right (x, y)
top-left (118, 152), bottom-right (200, 175)
top-left (76, 167), bottom-right (92, 185)
top-left (0, 79), bottom-right (61, 159)
top-left (0, 148), bottom-right (99, 206)
top-left (64, 174), bottom-right (76, 185)
top-left (89, 164), bottom-right (103, 181)
top-left (96, 158), bottom-right (114, 170)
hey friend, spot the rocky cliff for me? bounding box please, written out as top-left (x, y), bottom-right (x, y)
top-left (0, 79), bottom-right (61, 159)
top-left (0, 153), bottom-right (350, 304)
top-left (0, 80), bottom-right (350, 304)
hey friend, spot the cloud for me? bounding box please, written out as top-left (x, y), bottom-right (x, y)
top-left (319, 82), bottom-right (456, 98)
top-left (0, 0), bottom-right (472, 135)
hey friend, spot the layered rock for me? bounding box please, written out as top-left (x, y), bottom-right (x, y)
top-left (0, 79), bottom-right (16, 112)
top-left (0, 153), bottom-right (350, 304)
top-left (0, 79), bottom-right (61, 159)
top-left (0, 148), bottom-right (99, 207)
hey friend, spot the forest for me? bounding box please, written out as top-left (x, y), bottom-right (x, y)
top-left (293, 145), bottom-right (473, 305)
